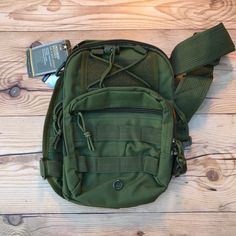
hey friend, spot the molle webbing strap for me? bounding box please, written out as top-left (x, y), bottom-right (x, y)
top-left (40, 159), bottom-right (62, 179)
top-left (77, 156), bottom-right (159, 175)
top-left (40, 156), bottom-right (159, 178)
top-left (170, 23), bottom-right (235, 75)
top-left (48, 125), bottom-right (162, 151)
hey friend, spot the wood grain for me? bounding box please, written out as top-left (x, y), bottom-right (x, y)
top-left (0, 152), bottom-right (236, 214)
top-left (0, 117), bottom-right (44, 155)
top-left (0, 114), bottom-right (236, 155)
top-left (0, 213), bottom-right (236, 236)
top-left (0, 0), bottom-right (236, 32)
top-left (0, 68), bottom-right (235, 116)
top-left (0, 0), bottom-right (236, 234)
top-left (0, 30), bottom-right (235, 64)
top-left (0, 30), bottom-right (234, 116)
top-left (0, 114), bottom-right (236, 214)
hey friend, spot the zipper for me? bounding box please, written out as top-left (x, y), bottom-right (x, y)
top-left (75, 107), bottom-right (162, 115)
top-left (171, 106), bottom-right (177, 138)
top-left (76, 107), bottom-right (162, 151)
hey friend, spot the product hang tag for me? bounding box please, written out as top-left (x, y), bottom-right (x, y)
top-left (26, 40), bottom-right (71, 78)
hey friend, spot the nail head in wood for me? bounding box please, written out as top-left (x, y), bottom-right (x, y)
top-left (9, 86), bottom-right (21, 97)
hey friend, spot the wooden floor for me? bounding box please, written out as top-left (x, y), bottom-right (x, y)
top-left (0, 0), bottom-right (236, 235)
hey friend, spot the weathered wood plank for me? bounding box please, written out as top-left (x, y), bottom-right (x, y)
top-left (0, 114), bottom-right (236, 155)
top-left (0, 87), bottom-right (51, 117)
top-left (0, 152), bottom-right (236, 215)
top-left (0, 114), bottom-right (236, 214)
top-left (0, 117), bottom-right (44, 155)
top-left (0, 0), bottom-right (234, 233)
top-left (0, 30), bottom-right (235, 65)
top-left (0, 213), bottom-right (236, 236)
top-left (2, 0), bottom-right (233, 7)
top-left (0, 30), bottom-right (234, 116)
top-left (0, 0), bottom-right (236, 31)
top-left (1, 153), bottom-right (236, 214)
top-left (0, 68), bottom-right (235, 116)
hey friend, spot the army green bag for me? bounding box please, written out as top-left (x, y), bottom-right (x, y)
top-left (40, 23), bottom-right (235, 208)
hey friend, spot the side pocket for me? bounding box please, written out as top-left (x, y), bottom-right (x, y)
top-left (52, 102), bottom-right (63, 150)
top-left (63, 156), bottom-right (82, 198)
top-left (42, 77), bottom-right (64, 198)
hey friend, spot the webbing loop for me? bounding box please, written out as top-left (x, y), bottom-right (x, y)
top-left (77, 155), bottom-right (159, 175)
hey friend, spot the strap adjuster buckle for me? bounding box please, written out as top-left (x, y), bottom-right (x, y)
top-left (40, 159), bottom-right (46, 179)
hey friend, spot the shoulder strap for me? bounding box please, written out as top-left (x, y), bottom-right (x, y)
top-left (170, 23), bottom-right (235, 143)
top-left (170, 23), bottom-right (235, 76)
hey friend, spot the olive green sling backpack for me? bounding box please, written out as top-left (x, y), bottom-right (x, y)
top-left (40, 23), bottom-right (235, 208)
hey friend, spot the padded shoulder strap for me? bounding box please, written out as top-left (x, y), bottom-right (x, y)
top-left (170, 23), bottom-right (235, 76)
top-left (170, 23), bottom-right (235, 143)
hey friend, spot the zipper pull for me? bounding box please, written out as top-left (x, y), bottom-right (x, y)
top-left (77, 112), bottom-right (95, 151)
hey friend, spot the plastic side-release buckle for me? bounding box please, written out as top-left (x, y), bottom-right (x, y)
top-left (40, 159), bottom-right (46, 179)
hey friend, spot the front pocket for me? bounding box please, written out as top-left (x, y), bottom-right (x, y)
top-left (72, 107), bottom-right (163, 158)
top-left (63, 87), bottom-right (174, 206)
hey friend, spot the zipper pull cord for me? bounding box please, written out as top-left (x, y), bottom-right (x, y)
top-left (77, 112), bottom-right (95, 151)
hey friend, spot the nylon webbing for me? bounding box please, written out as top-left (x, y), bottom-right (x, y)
top-left (170, 23), bottom-right (235, 75)
top-left (77, 156), bottom-right (159, 175)
top-left (49, 125), bottom-right (161, 150)
top-left (40, 159), bottom-right (62, 179)
top-left (40, 156), bottom-right (159, 178)
top-left (175, 74), bottom-right (213, 122)
top-left (95, 125), bottom-right (161, 144)
top-left (170, 23), bottom-right (235, 129)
